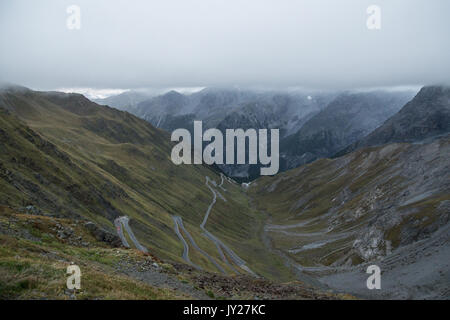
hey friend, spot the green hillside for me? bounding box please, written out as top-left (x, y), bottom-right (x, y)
top-left (0, 87), bottom-right (292, 280)
top-left (250, 137), bottom-right (450, 269)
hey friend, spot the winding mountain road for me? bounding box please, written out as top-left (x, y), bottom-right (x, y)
top-left (115, 216), bottom-right (148, 253)
top-left (202, 176), bottom-right (257, 277)
top-left (172, 216), bottom-right (192, 264)
top-left (172, 215), bottom-right (222, 272)
top-left (218, 173), bottom-right (227, 192)
top-left (170, 174), bottom-right (256, 276)
top-left (115, 218), bottom-right (130, 248)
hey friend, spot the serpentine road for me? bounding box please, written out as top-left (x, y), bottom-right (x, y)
top-left (218, 173), bottom-right (227, 192)
top-left (115, 218), bottom-right (130, 248)
top-left (167, 174), bottom-right (256, 276)
top-left (172, 216), bottom-right (191, 264)
top-left (114, 177), bottom-right (254, 276)
top-left (201, 176), bottom-right (257, 277)
top-left (172, 215), bottom-right (222, 272)
top-left (114, 216), bottom-right (148, 253)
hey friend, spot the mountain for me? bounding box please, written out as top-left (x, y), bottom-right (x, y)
top-left (1, 84), bottom-right (448, 300)
top-left (134, 88), bottom-right (252, 130)
top-left (133, 90), bottom-right (192, 131)
top-left (338, 86), bottom-right (450, 155)
top-left (280, 91), bottom-right (416, 170)
top-left (0, 86), bottom-right (295, 281)
top-left (123, 88), bottom-right (339, 179)
top-left (94, 90), bottom-right (153, 111)
top-left (251, 134), bottom-right (450, 299)
top-left (120, 88), bottom-right (416, 179)
top-left (133, 87), bottom-right (336, 136)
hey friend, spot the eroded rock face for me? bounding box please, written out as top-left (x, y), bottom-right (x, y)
top-left (341, 85), bottom-right (450, 154)
top-left (252, 131), bottom-right (450, 298)
top-left (352, 227), bottom-right (389, 261)
top-left (84, 221), bottom-right (122, 247)
top-left (281, 91), bottom-right (415, 170)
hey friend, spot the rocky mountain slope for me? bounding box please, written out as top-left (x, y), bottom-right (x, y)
top-left (338, 86), bottom-right (450, 155)
top-left (251, 135), bottom-right (450, 299)
top-left (106, 88), bottom-right (338, 180)
top-left (281, 91), bottom-right (415, 170)
top-left (110, 87), bottom-right (414, 179)
top-left (130, 88), bottom-right (336, 136)
top-left (94, 91), bottom-right (153, 112)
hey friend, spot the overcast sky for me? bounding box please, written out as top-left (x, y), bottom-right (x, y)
top-left (1, 0), bottom-right (449, 93)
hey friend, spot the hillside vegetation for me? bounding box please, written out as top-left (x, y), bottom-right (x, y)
top-left (0, 86), bottom-right (292, 280)
top-left (250, 135), bottom-right (450, 298)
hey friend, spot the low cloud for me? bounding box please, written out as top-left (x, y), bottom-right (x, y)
top-left (1, 0), bottom-right (449, 90)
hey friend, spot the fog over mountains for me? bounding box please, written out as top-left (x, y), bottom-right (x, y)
top-left (281, 90), bottom-right (416, 169)
top-left (1, 0), bottom-right (449, 302)
top-left (97, 87), bottom-right (417, 179)
top-left (340, 86), bottom-right (450, 154)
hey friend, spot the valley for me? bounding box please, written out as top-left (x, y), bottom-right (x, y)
top-left (1, 0), bottom-right (448, 304)
top-left (0, 84), bottom-right (449, 300)
top-left (0, 86), bottom-right (298, 298)
top-left (250, 135), bottom-right (450, 299)
top-left (99, 88), bottom-right (416, 179)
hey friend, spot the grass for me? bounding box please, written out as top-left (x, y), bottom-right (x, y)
top-left (0, 89), bottom-right (297, 281)
top-left (250, 140), bottom-right (449, 267)
top-left (0, 209), bottom-right (345, 300)
top-left (0, 213), bottom-right (186, 299)
top-left (385, 193), bottom-right (450, 247)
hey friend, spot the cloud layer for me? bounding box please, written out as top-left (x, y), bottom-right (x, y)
top-left (1, 0), bottom-right (449, 90)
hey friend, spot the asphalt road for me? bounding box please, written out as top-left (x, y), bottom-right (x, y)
top-left (170, 175), bottom-right (257, 276)
top-left (179, 216), bottom-right (224, 272)
top-left (218, 173), bottom-right (227, 192)
top-left (201, 176), bottom-right (257, 277)
top-left (115, 218), bottom-right (130, 248)
top-left (115, 216), bottom-right (148, 253)
top-left (172, 215), bottom-right (192, 264)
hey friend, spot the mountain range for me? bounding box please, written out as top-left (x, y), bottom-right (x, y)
top-left (0, 86), bottom-right (292, 279)
top-left (99, 87), bottom-right (416, 179)
top-left (0, 84), bottom-right (449, 299)
top-left (337, 86), bottom-right (450, 155)
top-left (94, 91), bottom-right (153, 111)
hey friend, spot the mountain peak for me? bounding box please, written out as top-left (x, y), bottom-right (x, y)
top-left (337, 85), bottom-right (450, 155)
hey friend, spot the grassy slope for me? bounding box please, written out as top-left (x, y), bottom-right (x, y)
top-left (0, 207), bottom-right (348, 300)
top-left (0, 206), bottom-right (186, 299)
top-left (0, 88), bottom-right (293, 280)
top-left (250, 138), bottom-right (450, 268)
